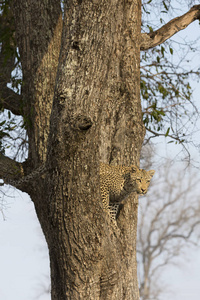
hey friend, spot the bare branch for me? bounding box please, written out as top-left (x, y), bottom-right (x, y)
top-left (141, 5), bottom-right (200, 50)
top-left (164, 220), bottom-right (200, 242)
top-left (138, 160), bottom-right (200, 300)
top-left (145, 127), bottom-right (191, 162)
top-left (145, 127), bottom-right (185, 143)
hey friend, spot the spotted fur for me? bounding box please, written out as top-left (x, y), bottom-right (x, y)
top-left (100, 163), bottom-right (155, 222)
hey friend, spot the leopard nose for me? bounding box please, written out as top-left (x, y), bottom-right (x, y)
top-left (141, 188), bottom-right (146, 193)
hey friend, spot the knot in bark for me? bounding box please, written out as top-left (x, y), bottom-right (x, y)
top-left (72, 114), bottom-right (93, 131)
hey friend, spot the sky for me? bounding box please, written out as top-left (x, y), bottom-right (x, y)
top-left (0, 190), bottom-right (50, 300)
top-left (1, 3), bottom-right (200, 300)
top-left (162, 256), bottom-right (200, 300)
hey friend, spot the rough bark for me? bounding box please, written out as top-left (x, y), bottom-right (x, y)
top-left (44, 1), bottom-right (144, 298)
top-left (0, 87), bottom-right (22, 115)
top-left (0, 7), bottom-right (21, 115)
top-left (11, 0), bottom-right (63, 165)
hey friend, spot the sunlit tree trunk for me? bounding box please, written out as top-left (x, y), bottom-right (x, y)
top-left (11, 0), bottom-right (144, 299)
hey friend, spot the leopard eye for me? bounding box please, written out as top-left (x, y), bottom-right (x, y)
top-left (137, 178), bottom-right (142, 182)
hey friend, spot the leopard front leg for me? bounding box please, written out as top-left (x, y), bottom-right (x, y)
top-left (100, 192), bottom-right (119, 231)
top-left (109, 203), bottom-right (119, 221)
top-left (101, 190), bottom-right (110, 212)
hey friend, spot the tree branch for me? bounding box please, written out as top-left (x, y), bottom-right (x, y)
top-left (141, 5), bottom-right (200, 50)
top-left (0, 154), bottom-right (24, 186)
top-left (0, 154), bottom-right (46, 193)
top-left (0, 8), bottom-right (22, 116)
top-left (0, 86), bottom-right (22, 116)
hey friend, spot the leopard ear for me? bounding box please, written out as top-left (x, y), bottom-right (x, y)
top-left (149, 170), bottom-right (155, 177)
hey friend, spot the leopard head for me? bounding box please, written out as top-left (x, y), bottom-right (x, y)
top-left (130, 167), bottom-right (155, 194)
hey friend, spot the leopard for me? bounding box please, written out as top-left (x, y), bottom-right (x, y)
top-left (3, 164), bottom-right (46, 188)
top-left (99, 163), bottom-right (155, 224)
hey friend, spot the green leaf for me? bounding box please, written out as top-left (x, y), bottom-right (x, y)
top-left (148, 26), bottom-right (153, 33)
top-left (169, 47), bottom-right (173, 55)
top-left (159, 110), bottom-right (165, 116)
top-left (162, 0), bottom-right (169, 11)
top-left (0, 120), bottom-right (6, 126)
top-left (161, 46), bottom-right (165, 56)
top-left (186, 83), bottom-right (191, 89)
top-left (165, 127), bottom-right (170, 137)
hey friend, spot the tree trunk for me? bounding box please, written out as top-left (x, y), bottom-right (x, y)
top-left (11, 0), bottom-right (144, 299)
